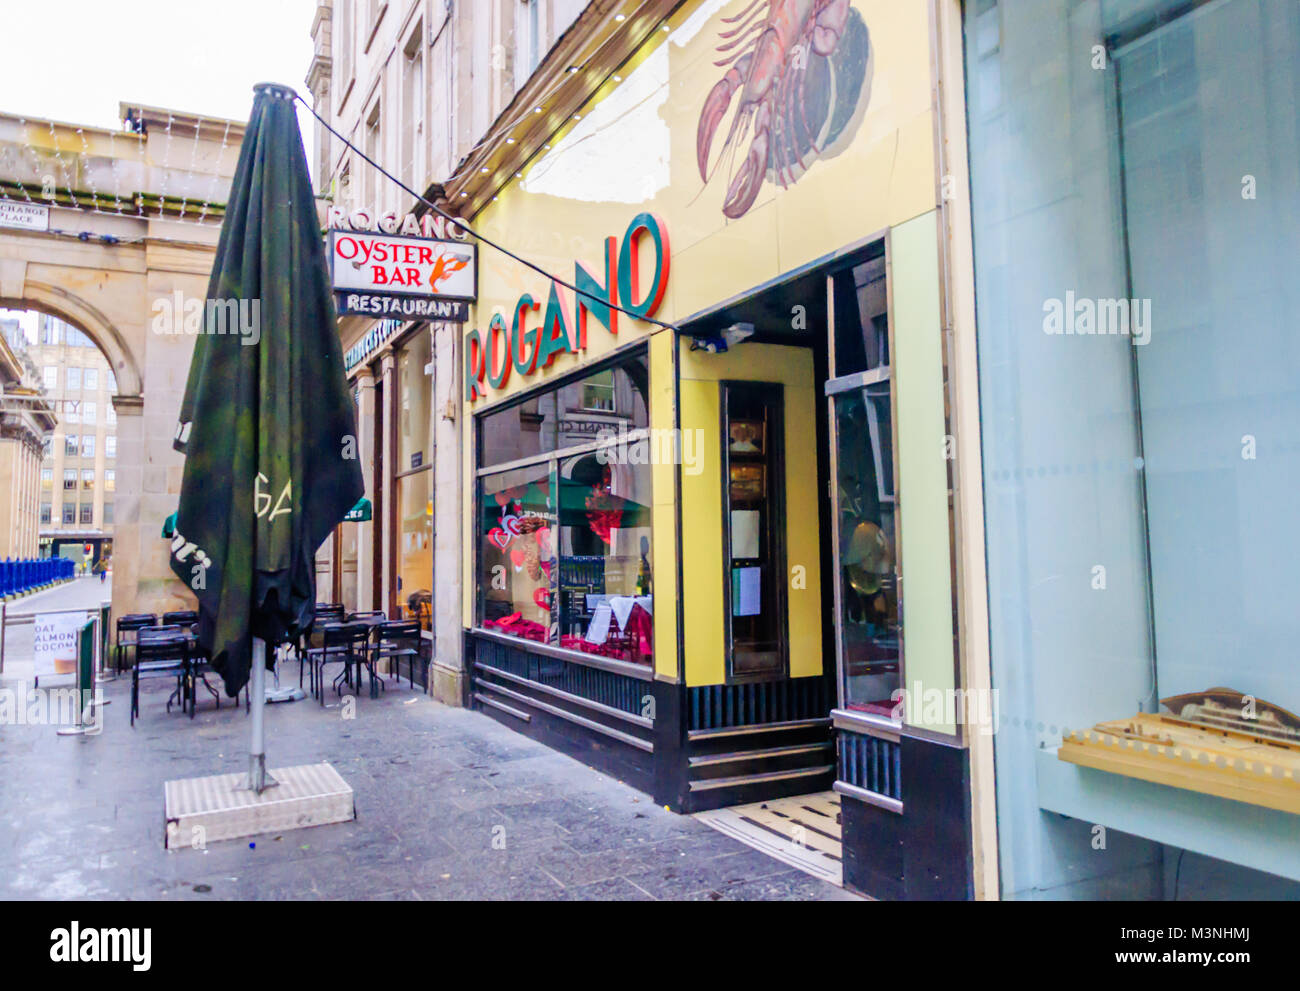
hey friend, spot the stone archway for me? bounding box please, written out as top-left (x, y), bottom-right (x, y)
top-left (0, 282), bottom-right (143, 400)
top-left (1, 102), bottom-right (245, 623)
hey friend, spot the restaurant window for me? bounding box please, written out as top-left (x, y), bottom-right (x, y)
top-left (722, 382), bottom-right (785, 680)
top-left (39, 503), bottom-right (51, 525)
top-left (396, 329), bottom-right (433, 628)
top-left (63, 469), bottom-right (76, 490)
top-left (827, 256), bottom-right (899, 714)
top-left (476, 350), bottom-right (652, 665)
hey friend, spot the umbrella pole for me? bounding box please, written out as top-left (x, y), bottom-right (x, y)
top-left (246, 637), bottom-right (278, 793)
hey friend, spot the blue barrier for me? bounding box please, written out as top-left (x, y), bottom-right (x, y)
top-left (1, 556), bottom-right (75, 597)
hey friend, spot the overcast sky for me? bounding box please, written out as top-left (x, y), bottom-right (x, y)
top-left (0, 0), bottom-right (318, 130)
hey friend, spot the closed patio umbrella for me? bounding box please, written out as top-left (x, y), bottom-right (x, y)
top-left (169, 82), bottom-right (363, 791)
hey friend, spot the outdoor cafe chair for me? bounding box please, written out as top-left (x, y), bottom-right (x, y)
top-left (162, 610), bottom-right (199, 633)
top-left (114, 613), bottom-right (157, 674)
top-left (295, 603), bottom-right (347, 687)
top-left (372, 620), bottom-right (423, 688)
top-left (131, 633), bottom-right (189, 726)
top-left (307, 622), bottom-right (371, 704)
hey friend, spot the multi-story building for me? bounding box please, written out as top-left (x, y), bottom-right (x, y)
top-left (25, 313), bottom-right (119, 567)
top-left (305, 0), bottom-right (590, 702)
top-left (0, 318), bottom-right (55, 558)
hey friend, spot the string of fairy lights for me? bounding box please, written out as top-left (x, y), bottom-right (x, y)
top-left (0, 106), bottom-right (233, 243)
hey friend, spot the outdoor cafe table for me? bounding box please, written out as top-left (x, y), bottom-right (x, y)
top-left (315, 617), bottom-right (387, 694)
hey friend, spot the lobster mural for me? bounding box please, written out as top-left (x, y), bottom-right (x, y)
top-left (696, 0), bottom-right (874, 219)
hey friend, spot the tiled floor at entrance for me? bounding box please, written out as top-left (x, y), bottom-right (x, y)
top-left (694, 792), bottom-right (843, 887)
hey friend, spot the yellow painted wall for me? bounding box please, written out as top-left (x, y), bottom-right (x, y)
top-left (648, 329), bottom-right (679, 681)
top-left (679, 341), bottom-right (822, 686)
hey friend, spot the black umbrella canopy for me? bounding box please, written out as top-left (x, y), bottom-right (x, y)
top-left (170, 83), bottom-right (364, 697)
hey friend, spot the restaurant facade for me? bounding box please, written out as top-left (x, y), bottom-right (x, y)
top-left (311, 0), bottom-right (1300, 900)
top-left (455, 0), bottom-right (993, 900)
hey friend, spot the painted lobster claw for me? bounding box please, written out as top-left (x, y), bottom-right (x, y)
top-left (696, 55), bottom-right (752, 183)
top-left (722, 101), bottom-right (770, 219)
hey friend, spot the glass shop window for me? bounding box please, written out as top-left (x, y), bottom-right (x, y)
top-left (556, 449), bottom-right (653, 665)
top-left (476, 350), bottom-right (652, 665)
top-left (396, 329), bottom-right (433, 627)
top-left (723, 382), bottom-right (785, 680)
top-left (478, 462), bottom-right (555, 645)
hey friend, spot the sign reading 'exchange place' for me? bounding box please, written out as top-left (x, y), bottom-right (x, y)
top-left (0, 201), bottom-right (50, 231)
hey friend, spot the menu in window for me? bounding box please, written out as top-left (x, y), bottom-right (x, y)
top-left (732, 566), bottom-right (761, 617)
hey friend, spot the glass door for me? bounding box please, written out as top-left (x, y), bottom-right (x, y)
top-left (826, 252), bottom-right (901, 717)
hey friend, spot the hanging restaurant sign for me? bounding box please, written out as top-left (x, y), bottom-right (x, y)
top-left (464, 212), bottom-right (670, 402)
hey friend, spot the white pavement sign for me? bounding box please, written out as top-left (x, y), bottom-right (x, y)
top-left (33, 612), bottom-right (84, 683)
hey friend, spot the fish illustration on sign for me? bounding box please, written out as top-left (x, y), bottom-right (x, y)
top-left (696, 0), bottom-right (874, 219)
top-left (429, 252), bottom-right (473, 293)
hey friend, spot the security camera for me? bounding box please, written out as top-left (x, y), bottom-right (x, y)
top-left (690, 322), bottom-right (755, 354)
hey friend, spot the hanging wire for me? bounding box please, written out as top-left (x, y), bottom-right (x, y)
top-left (293, 92), bottom-right (679, 334)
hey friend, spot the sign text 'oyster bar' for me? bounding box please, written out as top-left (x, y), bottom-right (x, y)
top-left (327, 219), bottom-right (478, 321)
